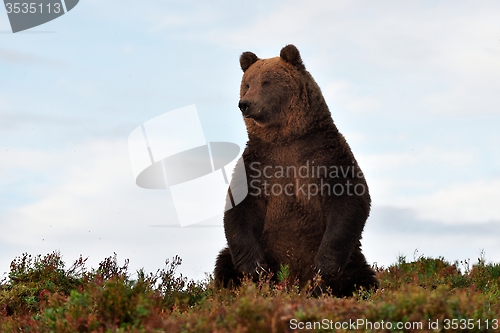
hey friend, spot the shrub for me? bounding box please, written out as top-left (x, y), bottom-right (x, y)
top-left (1, 252), bottom-right (499, 332)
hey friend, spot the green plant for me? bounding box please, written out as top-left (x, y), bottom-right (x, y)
top-left (1, 252), bottom-right (499, 332)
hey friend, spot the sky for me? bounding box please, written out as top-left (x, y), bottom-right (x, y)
top-left (1, 0), bottom-right (500, 281)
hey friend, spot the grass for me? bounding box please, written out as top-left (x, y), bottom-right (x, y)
top-left (0, 251), bottom-right (499, 332)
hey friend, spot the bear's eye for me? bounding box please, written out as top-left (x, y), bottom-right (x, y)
top-left (261, 80), bottom-right (270, 87)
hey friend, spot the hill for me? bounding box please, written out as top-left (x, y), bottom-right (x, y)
top-left (1, 251), bottom-right (499, 332)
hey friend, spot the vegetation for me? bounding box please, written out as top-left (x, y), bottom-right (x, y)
top-left (0, 251), bottom-right (499, 332)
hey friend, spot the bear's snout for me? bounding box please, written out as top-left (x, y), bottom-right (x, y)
top-left (238, 100), bottom-right (252, 117)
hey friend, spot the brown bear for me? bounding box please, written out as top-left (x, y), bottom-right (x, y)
top-left (214, 44), bottom-right (378, 296)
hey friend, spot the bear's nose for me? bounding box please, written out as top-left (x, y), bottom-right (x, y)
top-left (238, 100), bottom-right (251, 116)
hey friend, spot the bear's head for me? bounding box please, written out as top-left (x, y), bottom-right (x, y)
top-left (238, 44), bottom-right (331, 140)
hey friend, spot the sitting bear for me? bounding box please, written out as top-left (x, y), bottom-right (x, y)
top-left (214, 44), bottom-right (378, 296)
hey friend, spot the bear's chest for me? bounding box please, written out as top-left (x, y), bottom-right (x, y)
top-left (247, 149), bottom-right (329, 228)
top-left (248, 146), bottom-right (330, 200)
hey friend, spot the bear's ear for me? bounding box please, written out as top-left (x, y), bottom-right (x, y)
top-left (280, 44), bottom-right (305, 70)
top-left (240, 52), bottom-right (259, 72)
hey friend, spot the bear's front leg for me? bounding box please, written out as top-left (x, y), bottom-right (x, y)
top-left (232, 244), bottom-right (269, 280)
top-left (224, 193), bottom-right (268, 281)
top-left (314, 198), bottom-right (369, 281)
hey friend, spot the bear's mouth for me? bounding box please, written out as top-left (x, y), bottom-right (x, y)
top-left (245, 114), bottom-right (265, 124)
top-left (243, 111), bottom-right (260, 120)
top-left (243, 108), bottom-right (275, 127)
top-left (245, 116), bottom-right (268, 128)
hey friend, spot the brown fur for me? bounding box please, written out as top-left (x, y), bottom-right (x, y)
top-left (214, 45), bottom-right (378, 296)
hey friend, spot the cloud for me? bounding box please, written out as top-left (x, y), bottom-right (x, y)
top-left (324, 80), bottom-right (383, 113)
top-left (81, 0), bottom-right (229, 37)
top-left (357, 146), bottom-right (475, 176)
top-left (357, 169), bottom-right (500, 225)
top-left (369, 206), bottom-right (500, 235)
top-left (0, 92), bottom-right (9, 114)
top-left (354, 147), bottom-right (500, 225)
top-left (0, 49), bottom-right (67, 68)
top-left (0, 102), bottom-right (96, 134)
top-left (363, 205), bottom-right (500, 267)
top-left (1, 139), bottom-right (172, 239)
top-left (421, 83), bottom-right (500, 116)
top-left (0, 138), bottom-right (227, 279)
top-left (0, 13), bottom-right (9, 30)
top-left (148, 5), bottom-right (224, 33)
top-left (393, 179), bottom-right (500, 224)
top-left (196, 0), bottom-right (500, 116)
top-left (0, 147), bottom-right (61, 187)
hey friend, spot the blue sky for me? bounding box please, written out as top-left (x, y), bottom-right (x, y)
top-left (1, 0), bottom-right (500, 280)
